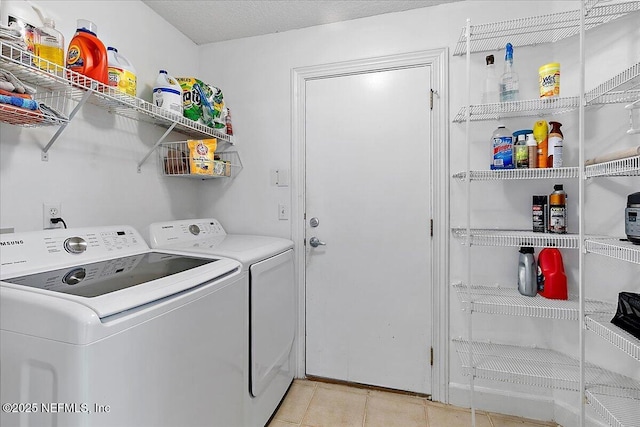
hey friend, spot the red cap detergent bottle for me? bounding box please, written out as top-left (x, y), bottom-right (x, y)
top-left (66, 19), bottom-right (108, 86)
top-left (537, 248), bottom-right (567, 300)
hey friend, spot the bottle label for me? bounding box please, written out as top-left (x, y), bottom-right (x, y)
top-left (549, 206), bottom-right (567, 233)
top-left (66, 44), bottom-right (83, 68)
top-left (549, 136), bottom-right (563, 168)
top-left (515, 145), bottom-right (528, 168)
top-left (532, 204), bottom-right (547, 232)
top-left (108, 67), bottom-right (137, 96)
top-left (491, 136), bottom-right (514, 169)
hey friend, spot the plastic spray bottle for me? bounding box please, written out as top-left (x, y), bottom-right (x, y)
top-left (548, 121), bottom-right (563, 168)
top-left (533, 120), bottom-right (549, 168)
top-left (500, 43), bottom-right (519, 102)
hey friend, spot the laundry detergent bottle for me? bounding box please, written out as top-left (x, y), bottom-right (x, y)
top-left (66, 19), bottom-right (108, 85)
top-left (153, 70), bottom-right (183, 115)
top-left (537, 248), bottom-right (568, 300)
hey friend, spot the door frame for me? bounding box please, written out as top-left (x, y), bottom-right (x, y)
top-left (290, 48), bottom-right (450, 402)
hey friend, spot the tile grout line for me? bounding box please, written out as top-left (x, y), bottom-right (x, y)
top-left (299, 381), bottom-right (319, 426)
top-left (362, 392), bottom-right (371, 427)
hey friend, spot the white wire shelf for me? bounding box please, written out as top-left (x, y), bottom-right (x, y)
top-left (585, 238), bottom-right (640, 264)
top-left (453, 167), bottom-right (579, 180)
top-left (453, 1), bottom-right (640, 55)
top-left (0, 102), bottom-right (67, 127)
top-left (586, 314), bottom-right (640, 362)
top-left (158, 141), bottom-right (242, 179)
top-left (453, 284), bottom-right (616, 320)
top-left (0, 41), bottom-right (233, 143)
top-left (586, 62), bottom-right (640, 105)
top-left (452, 228), bottom-right (580, 249)
top-left (585, 155), bottom-right (640, 177)
top-left (586, 387), bottom-right (640, 427)
top-left (452, 339), bottom-right (640, 392)
top-left (452, 97), bottom-right (580, 123)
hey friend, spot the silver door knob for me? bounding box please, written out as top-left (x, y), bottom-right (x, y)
top-left (309, 237), bottom-right (326, 247)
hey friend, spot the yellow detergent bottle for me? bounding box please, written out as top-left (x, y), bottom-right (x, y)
top-left (107, 47), bottom-right (137, 96)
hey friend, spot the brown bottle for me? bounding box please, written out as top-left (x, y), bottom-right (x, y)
top-left (548, 121), bottom-right (563, 168)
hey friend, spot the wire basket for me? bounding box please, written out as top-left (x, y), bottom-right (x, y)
top-left (158, 141), bottom-right (241, 179)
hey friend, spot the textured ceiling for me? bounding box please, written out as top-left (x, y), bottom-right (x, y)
top-left (142, 0), bottom-right (463, 45)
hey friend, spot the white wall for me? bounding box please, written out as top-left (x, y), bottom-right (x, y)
top-left (0, 0), bottom-right (203, 238)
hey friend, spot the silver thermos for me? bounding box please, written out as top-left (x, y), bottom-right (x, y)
top-left (518, 247), bottom-right (537, 296)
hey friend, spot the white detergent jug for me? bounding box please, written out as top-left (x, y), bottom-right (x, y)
top-left (107, 47), bottom-right (137, 96)
top-left (153, 70), bottom-right (183, 115)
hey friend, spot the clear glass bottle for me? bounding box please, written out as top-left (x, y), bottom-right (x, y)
top-left (499, 43), bottom-right (519, 102)
top-left (481, 54), bottom-right (499, 104)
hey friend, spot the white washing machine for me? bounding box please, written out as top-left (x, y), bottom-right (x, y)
top-left (148, 218), bottom-right (295, 427)
top-left (0, 225), bottom-right (246, 427)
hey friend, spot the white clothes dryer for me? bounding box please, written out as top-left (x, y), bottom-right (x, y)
top-left (148, 218), bottom-right (295, 427)
top-left (1, 226), bottom-right (246, 427)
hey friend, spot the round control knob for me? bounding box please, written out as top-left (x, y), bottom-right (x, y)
top-left (64, 236), bottom-right (87, 254)
top-left (189, 224), bottom-right (200, 235)
top-left (63, 268), bottom-right (86, 285)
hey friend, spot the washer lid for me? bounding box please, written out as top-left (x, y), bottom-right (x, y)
top-left (1, 251), bottom-right (240, 318)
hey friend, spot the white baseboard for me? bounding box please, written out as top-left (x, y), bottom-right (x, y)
top-left (448, 382), bottom-right (555, 422)
top-left (448, 383), bottom-right (609, 427)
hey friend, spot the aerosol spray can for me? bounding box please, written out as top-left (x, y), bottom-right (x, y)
top-left (549, 184), bottom-right (567, 234)
top-left (533, 195), bottom-right (548, 232)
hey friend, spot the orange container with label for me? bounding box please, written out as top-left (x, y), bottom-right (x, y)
top-left (66, 20), bottom-right (108, 85)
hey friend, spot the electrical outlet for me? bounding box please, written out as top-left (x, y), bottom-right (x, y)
top-left (43, 202), bottom-right (62, 229)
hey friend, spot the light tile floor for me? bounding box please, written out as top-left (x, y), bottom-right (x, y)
top-left (268, 379), bottom-right (560, 427)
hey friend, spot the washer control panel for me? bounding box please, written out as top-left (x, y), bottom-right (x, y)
top-left (0, 226), bottom-right (147, 277)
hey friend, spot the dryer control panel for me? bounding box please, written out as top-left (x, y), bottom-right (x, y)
top-left (149, 218), bottom-right (227, 247)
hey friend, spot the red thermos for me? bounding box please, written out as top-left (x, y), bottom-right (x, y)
top-left (537, 248), bottom-right (567, 300)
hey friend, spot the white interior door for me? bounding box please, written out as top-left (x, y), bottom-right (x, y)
top-left (305, 66), bottom-right (432, 394)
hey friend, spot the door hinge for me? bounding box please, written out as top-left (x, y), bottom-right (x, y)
top-left (430, 347), bottom-right (434, 366)
top-left (430, 89), bottom-right (434, 110)
top-left (430, 219), bottom-right (433, 237)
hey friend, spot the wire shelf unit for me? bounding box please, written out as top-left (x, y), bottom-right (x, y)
top-left (585, 238), bottom-right (640, 264)
top-left (0, 41), bottom-right (234, 143)
top-left (452, 228), bottom-right (580, 249)
top-left (585, 155), bottom-right (640, 177)
top-left (586, 387), bottom-right (640, 427)
top-left (586, 62), bottom-right (640, 105)
top-left (453, 1), bottom-right (640, 55)
top-left (451, 61), bottom-right (639, 124)
top-left (453, 167), bottom-right (579, 181)
top-left (452, 97), bottom-right (580, 123)
top-left (452, 339), bottom-right (640, 393)
top-left (158, 141), bottom-right (242, 179)
top-left (585, 314), bottom-right (640, 362)
top-left (453, 284), bottom-right (615, 320)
